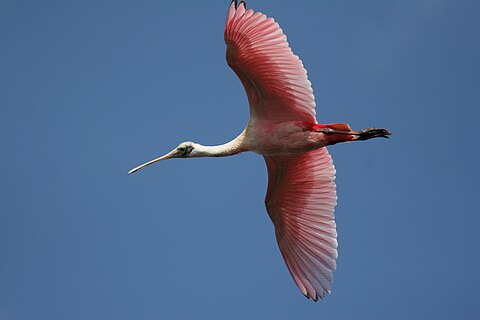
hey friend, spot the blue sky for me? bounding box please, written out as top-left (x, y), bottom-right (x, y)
top-left (1, 0), bottom-right (479, 319)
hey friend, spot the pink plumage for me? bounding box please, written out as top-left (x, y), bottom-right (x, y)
top-left (265, 148), bottom-right (337, 300)
top-left (225, 2), bottom-right (336, 299)
top-left (225, 1), bottom-right (316, 123)
top-left (128, 0), bottom-right (391, 301)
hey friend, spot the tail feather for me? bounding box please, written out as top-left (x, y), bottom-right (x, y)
top-left (313, 123), bottom-right (352, 132)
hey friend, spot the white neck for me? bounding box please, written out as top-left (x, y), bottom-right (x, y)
top-left (191, 130), bottom-right (246, 157)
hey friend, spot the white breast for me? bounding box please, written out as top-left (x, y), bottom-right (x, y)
top-left (242, 120), bottom-right (327, 156)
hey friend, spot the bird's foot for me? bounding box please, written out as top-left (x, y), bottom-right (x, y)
top-left (355, 128), bottom-right (392, 141)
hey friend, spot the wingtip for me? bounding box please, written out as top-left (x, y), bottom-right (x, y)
top-left (230, 0), bottom-right (246, 10)
top-left (226, 0), bottom-right (237, 24)
top-left (303, 289), bottom-right (329, 302)
top-left (302, 291), bottom-right (320, 302)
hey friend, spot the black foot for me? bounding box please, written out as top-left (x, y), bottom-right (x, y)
top-left (356, 128), bottom-right (392, 141)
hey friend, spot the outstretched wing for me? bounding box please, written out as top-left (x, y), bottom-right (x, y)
top-left (224, 1), bottom-right (317, 123)
top-left (264, 148), bottom-right (338, 301)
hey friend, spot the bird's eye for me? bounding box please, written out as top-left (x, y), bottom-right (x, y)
top-left (177, 144), bottom-right (193, 156)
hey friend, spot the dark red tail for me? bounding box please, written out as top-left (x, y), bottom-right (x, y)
top-left (312, 123), bottom-right (352, 132)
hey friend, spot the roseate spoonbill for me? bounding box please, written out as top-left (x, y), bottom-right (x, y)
top-left (129, 0), bottom-right (391, 301)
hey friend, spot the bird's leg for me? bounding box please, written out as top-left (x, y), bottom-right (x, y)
top-left (354, 128), bottom-right (392, 141)
top-left (315, 124), bottom-right (391, 145)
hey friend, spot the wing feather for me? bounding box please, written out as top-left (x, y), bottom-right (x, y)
top-left (264, 148), bottom-right (338, 300)
top-left (224, 2), bottom-right (317, 123)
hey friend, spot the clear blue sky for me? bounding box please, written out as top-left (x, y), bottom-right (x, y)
top-left (1, 0), bottom-right (479, 319)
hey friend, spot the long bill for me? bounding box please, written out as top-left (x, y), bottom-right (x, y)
top-left (128, 149), bottom-right (178, 175)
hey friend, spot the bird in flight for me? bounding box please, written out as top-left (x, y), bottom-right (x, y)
top-left (129, 0), bottom-right (390, 301)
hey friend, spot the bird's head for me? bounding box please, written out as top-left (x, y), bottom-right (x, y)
top-left (128, 141), bottom-right (198, 175)
top-left (174, 141), bottom-right (196, 157)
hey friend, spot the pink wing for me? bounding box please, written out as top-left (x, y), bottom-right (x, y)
top-left (224, 1), bottom-right (317, 123)
top-left (264, 148), bottom-right (338, 301)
